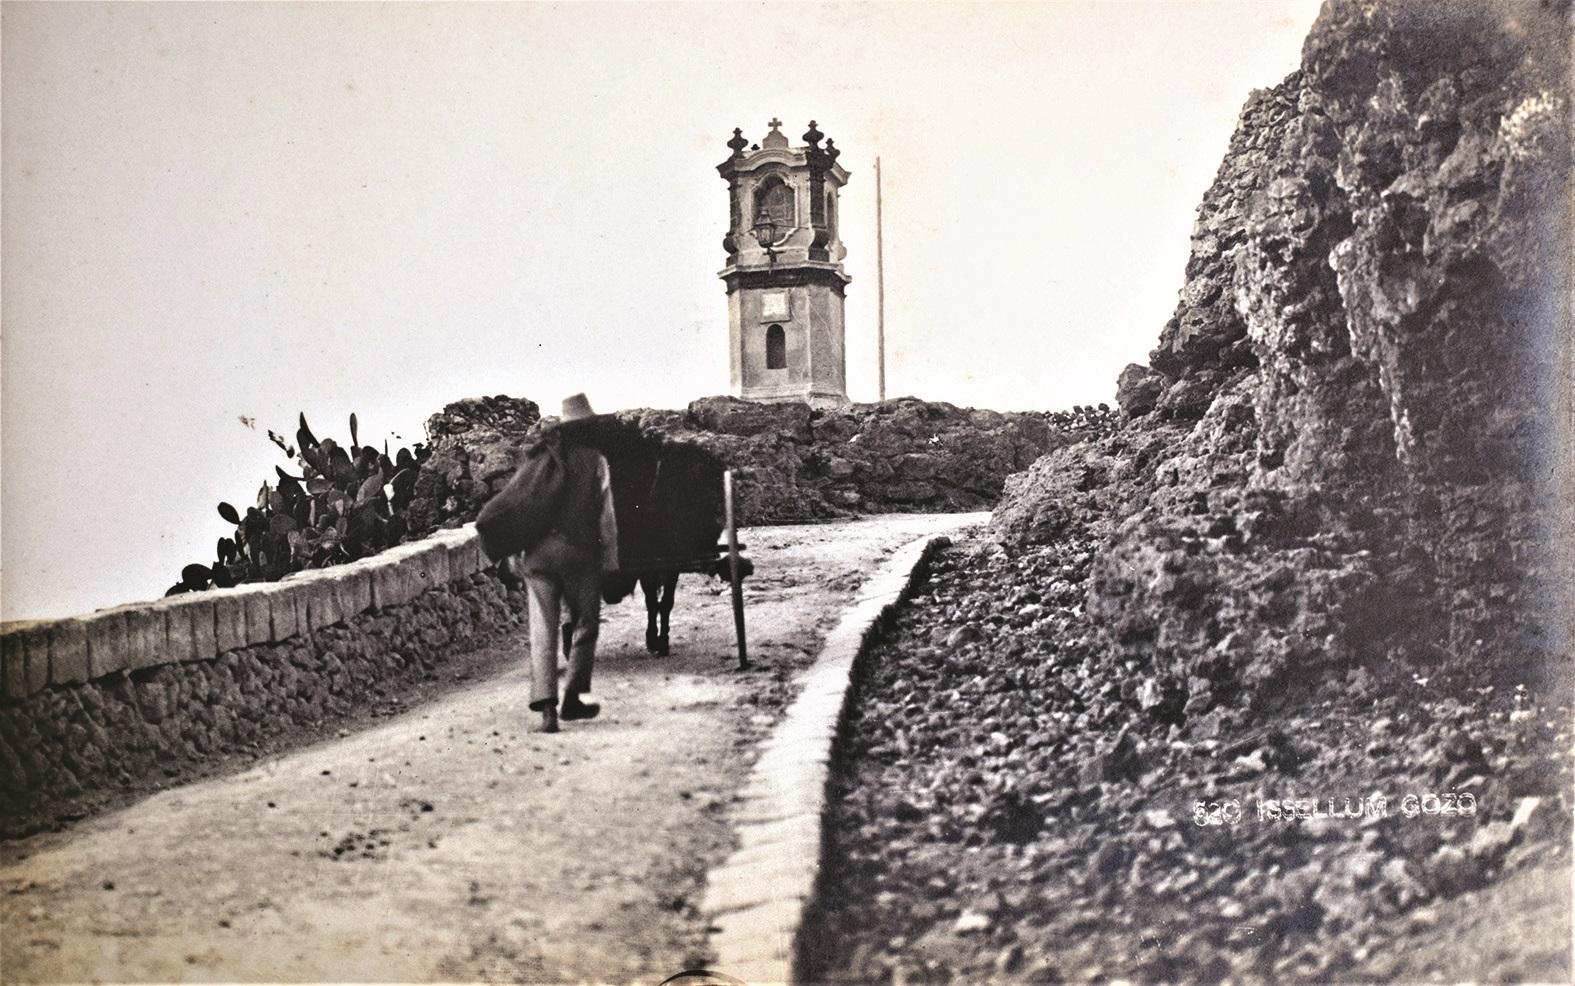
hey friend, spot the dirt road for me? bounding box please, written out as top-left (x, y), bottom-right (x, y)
top-left (0, 514), bottom-right (979, 984)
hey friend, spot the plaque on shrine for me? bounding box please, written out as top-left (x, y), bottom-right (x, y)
top-left (761, 291), bottom-right (789, 321)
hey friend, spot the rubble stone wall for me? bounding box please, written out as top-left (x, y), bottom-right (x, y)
top-left (0, 526), bottom-right (518, 831)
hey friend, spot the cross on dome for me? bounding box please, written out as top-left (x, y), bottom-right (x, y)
top-left (761, 117), bottom-right (790, 150)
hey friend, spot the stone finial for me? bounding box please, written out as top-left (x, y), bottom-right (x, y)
top-left (803, 120), bottom-right (824, 147)
top-left (727, 127), bottom-right (748, 156)
top-left (762, 117), bottom-right (789, 150)
top-left (825, 138), bottom-right (841, 164)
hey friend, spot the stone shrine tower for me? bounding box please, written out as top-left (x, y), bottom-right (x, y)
top-left (718, 119), bottom-right (851, 406)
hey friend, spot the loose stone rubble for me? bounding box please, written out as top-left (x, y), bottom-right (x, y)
top-left (808, 537), bottom-right (1570, 982)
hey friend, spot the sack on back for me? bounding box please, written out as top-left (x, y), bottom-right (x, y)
top-left (476, 437), bottom-right (567, 562)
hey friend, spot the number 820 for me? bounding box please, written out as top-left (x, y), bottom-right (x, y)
top-left (1192, 799), bottom-right (1242, 826)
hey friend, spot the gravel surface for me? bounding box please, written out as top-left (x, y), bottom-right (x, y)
top-left (805, 531), bottom-right (1571, 984)
top-left (0, 515), bottom-right (960, 984)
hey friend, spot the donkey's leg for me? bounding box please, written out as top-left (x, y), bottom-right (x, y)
top-left (641, 575), bottom-right (661, 654)
top-left (655, 572), bottom-right (678, 656)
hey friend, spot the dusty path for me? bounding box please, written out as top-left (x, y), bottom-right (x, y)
top-left (0, 514), bottom-right (978, 984)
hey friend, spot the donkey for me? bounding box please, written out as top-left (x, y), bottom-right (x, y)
top-left (558, 416), bottom-right (726, 657)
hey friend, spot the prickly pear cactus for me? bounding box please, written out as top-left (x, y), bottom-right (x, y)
top-left (165, 410), bottom-right (431, 596)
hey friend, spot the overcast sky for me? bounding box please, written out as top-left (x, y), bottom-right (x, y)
top-left (2, 0), bottom-right (1324, 621)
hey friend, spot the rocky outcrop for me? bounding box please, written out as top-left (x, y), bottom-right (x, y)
top-left (1114, 363), bottom-right (1163, 417)
top-left (995, 0), bottom-right (1572, 704)
top-left (406, 395), bottom-right (543, 536)
top-left (815, 5), bottom-right (1572, 979)
top-left (409, 395), bottom-right (1115, 533)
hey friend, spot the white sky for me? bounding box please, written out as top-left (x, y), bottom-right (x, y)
top-left (2, 0), bottom-right (1324, 621)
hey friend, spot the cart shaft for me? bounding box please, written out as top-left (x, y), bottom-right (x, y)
top-left (725, 469), bottom-right (748, 670)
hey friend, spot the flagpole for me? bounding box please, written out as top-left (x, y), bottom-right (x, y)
top-left (875, 156), bottom-right (886, 402)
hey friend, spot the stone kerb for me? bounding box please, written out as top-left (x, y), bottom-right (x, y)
top-left (1, 525), bottom-right (487, 702)
top-left (703, 514), bottom-right (985, 985)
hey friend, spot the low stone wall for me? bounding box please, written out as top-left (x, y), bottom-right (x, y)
top-left (0, 526), bottom-right (519, 833)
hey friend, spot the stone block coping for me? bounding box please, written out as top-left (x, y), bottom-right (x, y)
top-left (0, 524), bottom-right (491, 702)
top-left (701, 512), bottom-right (985, 984)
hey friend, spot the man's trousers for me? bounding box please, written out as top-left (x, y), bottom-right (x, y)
top-left (518, 534), bottom-right (601, 706)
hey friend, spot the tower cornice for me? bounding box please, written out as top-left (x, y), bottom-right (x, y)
top-left (721, 148), bottom-right (851, 185)
top-left (718, 263), bottom-right (851, 295)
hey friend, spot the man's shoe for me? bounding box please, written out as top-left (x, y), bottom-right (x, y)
top-left (560, 693), bottom-right (600, 721)
top-left (528, 696), bottom-right (559, 733)
top-left (530, 708), bottom-right (560, 733)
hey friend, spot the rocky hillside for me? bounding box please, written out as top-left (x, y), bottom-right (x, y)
top-left (407, 395), bottom-right (1115, 534)
top-left (994, 0), bottom-right (1572, 703)
top-left (811, 1), bottom-right (1571, 981)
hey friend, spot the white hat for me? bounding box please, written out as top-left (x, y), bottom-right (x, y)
top-left (561, 393), bottom-right (597, 421)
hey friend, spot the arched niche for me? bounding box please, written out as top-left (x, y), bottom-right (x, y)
top-left (752, 174), bottom-right (795, 236)
top-left (765, 323), bottom-right (787, 370)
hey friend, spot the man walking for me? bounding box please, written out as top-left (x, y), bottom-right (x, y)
top-left (518, 393), bottom-right (620, 733)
